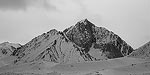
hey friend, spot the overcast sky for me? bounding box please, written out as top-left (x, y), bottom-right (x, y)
top-left (0, 0), bottom-right (150, 49)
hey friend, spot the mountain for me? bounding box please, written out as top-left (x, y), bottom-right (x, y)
top-left (0, 19), bottom-right (136, 75)
top-left (0, 42), bottom-right (21, 58)
top-left (0, 19), bottom-right (149, 75)
top-left (128, 41), bottom-right (150, 59)
top-left (11, 19), bottom-right (133, 65)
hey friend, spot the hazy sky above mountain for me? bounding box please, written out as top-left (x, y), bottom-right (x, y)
top-left (0, 0), bottom-right (150, 49)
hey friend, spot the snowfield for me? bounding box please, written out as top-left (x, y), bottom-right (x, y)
top-left (51, 57), bottom-right (146, 75)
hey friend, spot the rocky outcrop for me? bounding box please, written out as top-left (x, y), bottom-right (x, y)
top-left (65, 19), bottom-right (95, 49)
top-left (12, 19), bottom-right (133, 64)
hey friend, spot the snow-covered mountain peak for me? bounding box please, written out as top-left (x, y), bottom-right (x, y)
top-left (11, 19), bottom-right (134, 64)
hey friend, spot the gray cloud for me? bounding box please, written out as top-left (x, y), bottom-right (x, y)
top-left (0, 0), bottom-right (56, 10)
top-left (40, 0), bottom-right (56, 10)
top-left (0, 0), bottom-right (28, 10)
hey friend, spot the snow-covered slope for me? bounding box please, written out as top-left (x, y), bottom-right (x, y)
top-left (51, 57), bottom-right (145, 75)
top-left (84, 41), bottom-right (150, 75)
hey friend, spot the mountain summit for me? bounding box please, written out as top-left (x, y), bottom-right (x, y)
top-left (12, 19), bottom-right (133, 64)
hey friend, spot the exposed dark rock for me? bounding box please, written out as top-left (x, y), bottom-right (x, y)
top-left (66, 19), bottom-right (95, 49)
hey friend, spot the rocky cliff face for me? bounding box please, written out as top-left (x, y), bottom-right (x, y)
top-left (12, 19), bottom-right (133, 64)
top-left (0, 42), bottom-right (21, 58)
top-left (128, 41), bottom-right (150, 59)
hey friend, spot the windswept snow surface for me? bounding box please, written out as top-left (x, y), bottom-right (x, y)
top-left (98, 61), bottom-right (150, 75)
top-left (51, 57), bottom-right (145, 75)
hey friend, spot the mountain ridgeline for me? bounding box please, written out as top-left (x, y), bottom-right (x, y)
top-left (128, 41), bottom-right (150, 59)
top-left (12, 19), bottom-right (133, 64)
